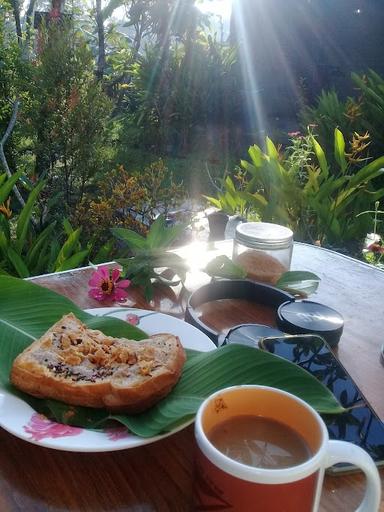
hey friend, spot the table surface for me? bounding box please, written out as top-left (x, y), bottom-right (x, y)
top-left (1, 241), bottom-right (383, 511)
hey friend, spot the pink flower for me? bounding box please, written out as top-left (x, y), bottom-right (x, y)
top-left (24, 413), bottom-right (82, 441)
top-left (88, 266), bottom-right (131, 302)
top-left (288, 131), bottom-right (301, 138)
top-left (126, 313), bottom-right (140, 326)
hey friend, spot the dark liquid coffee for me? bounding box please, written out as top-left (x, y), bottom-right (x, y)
top-left (208, 415), bottom-right (312, 469)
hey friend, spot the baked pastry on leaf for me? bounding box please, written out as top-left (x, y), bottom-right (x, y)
top-left (11, 313), bottom-right (186, 413)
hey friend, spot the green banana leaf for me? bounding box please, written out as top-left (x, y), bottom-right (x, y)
top-left (0, 276), bottom-right (344, 438)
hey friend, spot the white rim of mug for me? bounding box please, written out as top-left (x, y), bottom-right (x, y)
top-left (195, 385), bottom-right (328, 485)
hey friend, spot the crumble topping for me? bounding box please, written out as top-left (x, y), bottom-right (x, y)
top-left (38, 326), bottom-right (157, 382)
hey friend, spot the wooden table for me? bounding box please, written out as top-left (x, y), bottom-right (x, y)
top-left (0, 241), bottom-right (383, 511)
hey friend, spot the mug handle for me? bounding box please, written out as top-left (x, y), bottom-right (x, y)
top-left (325, 440), bottom-right (381, 512)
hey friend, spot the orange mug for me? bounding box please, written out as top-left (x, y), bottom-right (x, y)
top-left (194, 385), bottom-right (381, 511)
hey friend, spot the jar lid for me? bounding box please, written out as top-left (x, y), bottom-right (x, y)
top-left (235, 222), bottom-right (293, 249)
top-left (276, 300), bottom-right (344, 347)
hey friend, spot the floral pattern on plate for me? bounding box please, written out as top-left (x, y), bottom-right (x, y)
top-left (104, 426), bottom-right (131, 441)
top-left (24, 413), bottom-right (83, 441)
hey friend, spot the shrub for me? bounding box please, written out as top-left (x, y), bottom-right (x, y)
top-left (71, 160), bottom-right (184, 260)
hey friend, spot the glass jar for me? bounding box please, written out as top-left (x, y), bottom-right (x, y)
top-left (233, 222), bottom-right (293, 285)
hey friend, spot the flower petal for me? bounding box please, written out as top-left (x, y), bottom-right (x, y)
top-left (112, 288), bottom-right (129, 301)
top-left (98, 266), bottom-right (110, 280)
top-left (116, 279), bottom-right (131, 289)
top-left (88, 288), bottom-right (107, 301)
top-left (88, 273), bottom-right (104, 287)
top-left (111, 268), bottom-right (121, 283)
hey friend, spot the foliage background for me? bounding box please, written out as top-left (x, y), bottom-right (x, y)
top-left (1, 0), bottom-right (384, 275)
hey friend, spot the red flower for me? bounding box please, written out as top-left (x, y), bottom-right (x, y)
top-left (88, 266), bottom-right (131, 302)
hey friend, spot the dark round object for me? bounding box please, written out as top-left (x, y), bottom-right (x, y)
top-left (185, 279), bottom-right (293, 345)
top-left (276, 300), bottom-right (344, 347)
top-left (218, 323), bottom-right (285, 348)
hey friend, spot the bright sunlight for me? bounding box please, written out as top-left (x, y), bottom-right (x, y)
top-left (197, 0), bottom-right (233, 20)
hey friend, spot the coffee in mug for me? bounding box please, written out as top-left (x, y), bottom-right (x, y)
top-left (194, 385), bottom-right (381, 512)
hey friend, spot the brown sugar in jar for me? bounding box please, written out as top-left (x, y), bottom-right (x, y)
top-left (233, 222), bottom-right (293, 285)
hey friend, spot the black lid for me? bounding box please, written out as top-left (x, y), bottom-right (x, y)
top-left (276, 300), bottom-right (344, 347)
top-left (218, 323), bottom-right (286, 348)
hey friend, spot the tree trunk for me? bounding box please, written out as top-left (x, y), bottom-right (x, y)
top-left (95, 0), bottom-right (105, 80)
top-left (10, 0), bottom-right (22, 45)
top-left (25, 0), bottom-right (38, 47)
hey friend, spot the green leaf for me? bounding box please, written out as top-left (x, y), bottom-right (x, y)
top-left (266, 137), bottom-right (279, 159)
top-left (311, 137), bottom-right (329, 178)
top-left (203, 195), bottom-right (223, 210)
top-left (248, 144), bottom-right (263, 168)
top-left (6, 247), bottom-right (30, 278)
top-left (15, 180), bottom-right (45, 254)
top-left (334, 129), bottom-right (348, 173)
top-left (0, 169), bottom-right (23, 205)
top-left (205, 255), bottom-right (247, 279)
top-left (55, 249), bottom-right (89, 272)
top-left (62, 218), bottom-right (74, 236)
top-left (0, 215), bottom-right (10, 242)
top-left (93, 240), bottom-right (114, 264)
top-left (276, 271), bottom-right (321, 296)
top-left (147, 216), bottom-right (186, 250)
top-left (53, 228), bottom-right (82, 269)
top-left (111, 227), bottom-right (147, 251)
top-left (115, 345), bottom-right (344, 437)
top-left (26, 222), bottom-right (57, 270)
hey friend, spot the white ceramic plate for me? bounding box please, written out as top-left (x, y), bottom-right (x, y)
top-left (0, 307), bottom-right (215, 452)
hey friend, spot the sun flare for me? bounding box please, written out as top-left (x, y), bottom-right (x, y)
top-left (198, 0), bottom-right (233, 20)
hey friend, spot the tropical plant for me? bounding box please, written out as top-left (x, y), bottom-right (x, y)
top-left (300, 70), bottom-right (384, 167)
top-left (352, 70), bottom-right (384, 158)
top-left (0, 172), bottom-right (90, 277)
top-left (204, 174), bottom-right (265, 218)
top-left (206, 128), bottom-right (384, 246)
top-left (112, 215), bottom-right (188, 300)
top-left (300, 90), bottom-right (363, 162)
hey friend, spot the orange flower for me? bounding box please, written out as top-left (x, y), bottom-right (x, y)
top-left (0, 198), bottom-right (12, 219)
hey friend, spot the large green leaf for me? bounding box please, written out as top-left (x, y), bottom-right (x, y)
top-left (0, 276), bottom-right (344, 438)
top-left (113, 346), bottom-right (344, 437)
